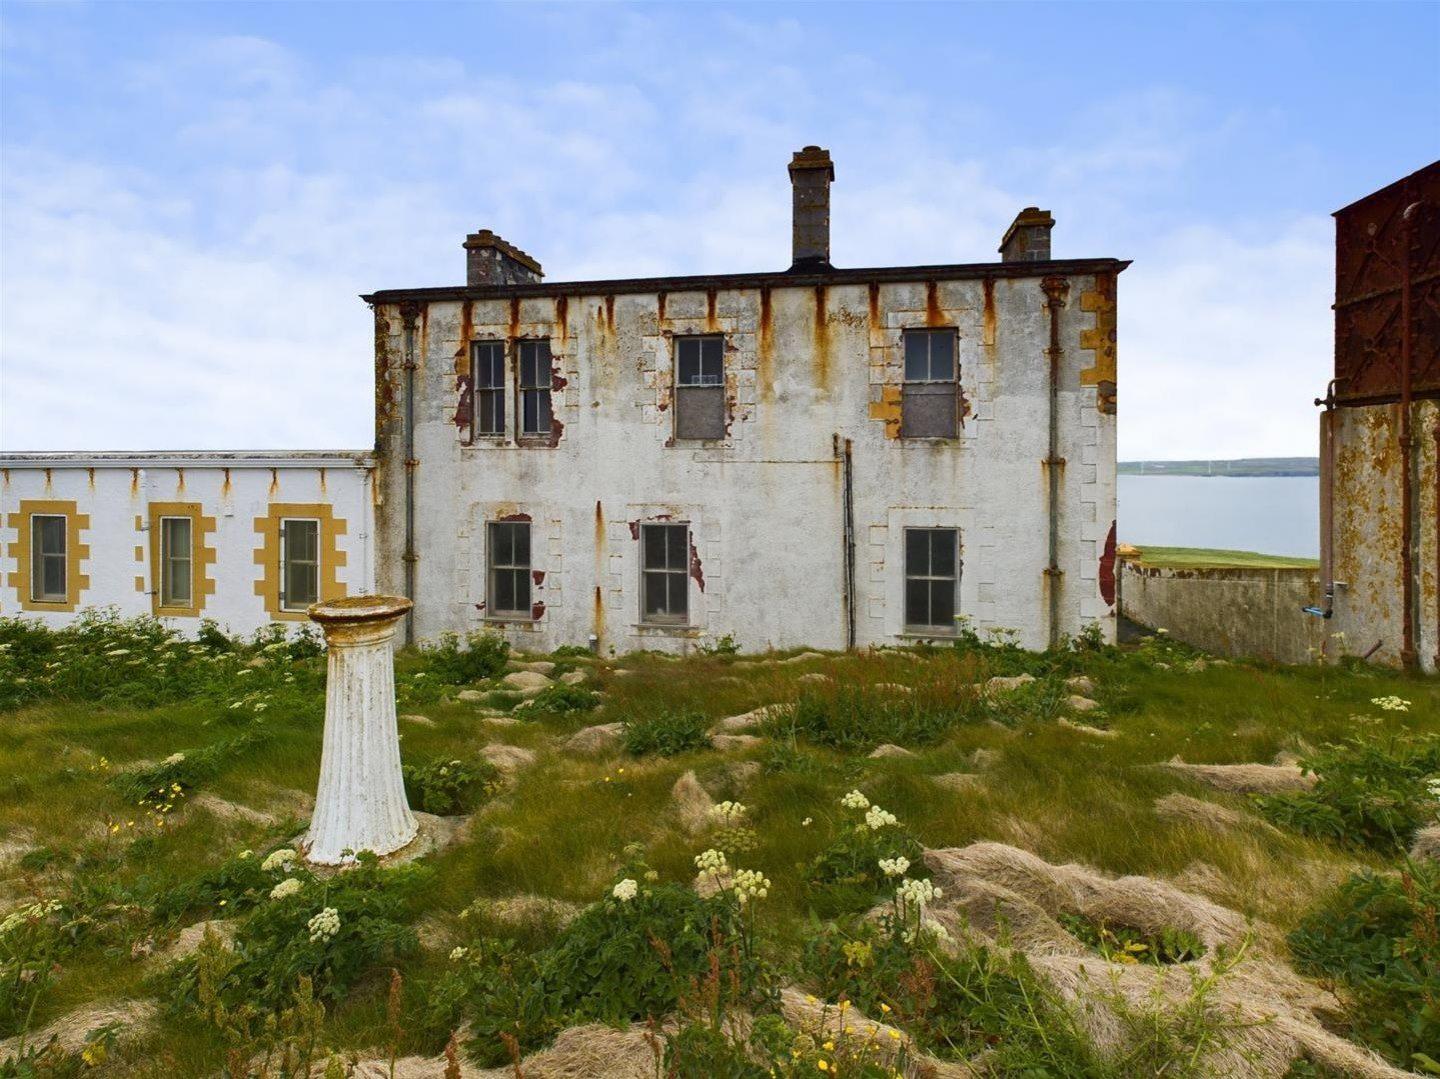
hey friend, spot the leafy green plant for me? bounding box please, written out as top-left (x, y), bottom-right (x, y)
top-left (622, 708), bottom-right (711, 756)
top-left (1, 900), bottom-right (75, 1040)
top-left (1057, 912), bottom-right (1206, 965)
top-left (402, 756), bottom-right (499, 815)
top-left (806, 792), bottom-right (924, 915)
top-left (700, 634), bottom-right (741, 657)
top-left (111, 731), bottom-right (264, 812)
top-left (1289, 860), bottom-right (1440, 1068)
top-left (1257, 732), bottom-right (1440, 851)
top-left (517, 682), bottom-right (599, 716)
top-left (431, 881), bottom-right (763, 1066)
top-left (168, 853), bottom-right (427, 1012)
top-left (420, 630), bottom-right (510, 685)
top-left (153, 848), bottom-right (274, 922)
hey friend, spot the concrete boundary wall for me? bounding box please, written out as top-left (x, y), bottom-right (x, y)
top-left (1119, 560), bottom-right (1327, 664)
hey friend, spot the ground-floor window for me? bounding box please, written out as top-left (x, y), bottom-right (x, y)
top-left (159, 516), bottom-right (193, 607)
top-left (280, 518), bottom-right (320, 611)
top-left (904, 527), bottom-right (958, 631)
top-left (488, 520), bottom-right (532, 618)
top-left (30, 514), bottom-right (67, 602)
top-left (642, 522), bottom-right (689, 624)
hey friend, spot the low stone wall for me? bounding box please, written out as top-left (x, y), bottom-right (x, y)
top-left (1119, 560), bottom-right (1327, 664)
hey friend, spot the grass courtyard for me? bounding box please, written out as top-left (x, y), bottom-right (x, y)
top-left (0, 614), bottom-right (1436, 1077)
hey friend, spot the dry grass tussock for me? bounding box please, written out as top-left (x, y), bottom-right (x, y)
top-left (1154, 758), bottom-right (1316, 795)
top-left (921, 842), bottom-right (1410, 1079)
top-left (1153, 792), bottom-right (1277, 834)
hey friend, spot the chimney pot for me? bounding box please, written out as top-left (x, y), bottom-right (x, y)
top-left (463, 230), bottom-right (543, 286)
top-left (788, 145), bottom-right (835, 271)
top-left (999, 207), bottom-right (1055, 263)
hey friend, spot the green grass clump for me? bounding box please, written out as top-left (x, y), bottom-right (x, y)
top-left (517, 682), bottom-right (599, 716)
top-left (401, 756), bottom-right (500, 815)
top-left (622, 708), bottom-right (712, 756)
top-left (1057, 913), bottom-right (1206, 965)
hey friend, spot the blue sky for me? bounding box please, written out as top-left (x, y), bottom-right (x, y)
top-left (2, 2), bottom-right (1436, 457)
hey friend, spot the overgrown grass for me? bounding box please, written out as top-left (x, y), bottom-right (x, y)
top-left (0, 611), bottom-right (1435, 1075)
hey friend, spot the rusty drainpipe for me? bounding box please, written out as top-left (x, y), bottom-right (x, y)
top-left (1433, 419), bottom-right (1439, 671)
top-left (1398, 202), bottom-right (1418, 670)
top-left (835, 434), bottom-right (856, 651)
top-left (1307, 379), bottom-right (1338, 624)
top-left (1041, 277), bottom-right (1070, 649)
top-left (400, 301), bottom-right (420, 646)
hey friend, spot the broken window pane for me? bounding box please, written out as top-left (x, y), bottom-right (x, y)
top-left (641, 522), bottom-right (689, 623)
top-left (473, 341), bottom-right (506, 436)
top-left (904, 527), bottom-right (959, 630)
top-left (487, 520), bottom-right (532, 616)
top-left (518, 340), bottom-right (553, 438)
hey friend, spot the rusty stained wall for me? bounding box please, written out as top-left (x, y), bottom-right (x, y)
top-left (1329, 398), bottom-right (1439, 671)
top-left (372, 273), bottom-right (1118, 654)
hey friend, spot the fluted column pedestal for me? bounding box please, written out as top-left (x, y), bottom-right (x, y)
top-left (303, 595), bottom-right (417, 865)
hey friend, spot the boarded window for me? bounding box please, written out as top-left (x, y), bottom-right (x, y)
top-left (30, 514), bottom-right (66, 602)
top-left (473, 341), bottom-right (506, 436)
top-left (641, 523), bottom-right (689, 624)
top-left (280, 518), bottom-right (320, 611)
top-left (674, 335), bottom-right (725, 440)
top-left (904, 527), bottom-right (959, 630)
top-left (160, 516), bottom-right (193, 607)
top-left (518, 340), bottom-right (553, 438)
top-left (487, 520), bottom-right (532, 617)
top-left (901, 329), bottom-right (958, 438)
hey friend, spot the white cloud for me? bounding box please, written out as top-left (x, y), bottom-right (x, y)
top-left (0, 19), bottom-right (1336, 461)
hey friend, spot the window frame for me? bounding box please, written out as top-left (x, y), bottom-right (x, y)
top-left (486, 519), bottom-right (533, 620)
top-left (278, 516), bottom-right (321, 613)
top-left (640, 522), bottom-right (691, 626)
top-left (673, 334), bottom-right (727, 442)
top-left (902, 526), bottom-right (960, 633)
top-left (516, 338), bottom-right (554, 440)
top-left (471, 339), bottom-right (507, 438)
top-left (29, 513), bottom-right (68, 603)
top-left (900, 328), bottom-right (960, 440)
top-left (158, 515), bottom-right (194, 609)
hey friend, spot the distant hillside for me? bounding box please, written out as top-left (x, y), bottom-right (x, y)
top-left (1119, 457), bottom-right (1318, 477)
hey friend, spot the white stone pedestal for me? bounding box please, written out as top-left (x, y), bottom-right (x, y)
top-left (303, 595), bottom-right (417, 865)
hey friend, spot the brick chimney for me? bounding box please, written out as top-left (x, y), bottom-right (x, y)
top-left (998, 207), bottom-right (1055, 262)
top-left (463, 229), bottom-right (543, 286)
top-left (788, 145), bottom-right (835, 271)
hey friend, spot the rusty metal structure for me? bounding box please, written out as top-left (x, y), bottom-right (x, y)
top-left (1319, 160), bottom-right (1440, 671)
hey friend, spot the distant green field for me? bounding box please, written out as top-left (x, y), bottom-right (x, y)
top-left (1124, 545), bottom-right (1319, 570)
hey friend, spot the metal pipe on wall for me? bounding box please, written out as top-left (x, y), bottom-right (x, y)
top-left (400, 302), bottom-right (419, 646)
top-left (1041, 277), bottom-right (1069, 649)
top-left (1399, 202), bottom-right (1417, 670)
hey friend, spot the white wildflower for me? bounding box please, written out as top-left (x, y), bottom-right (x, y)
top-left (840, 790), bottom-right (870, 811)
top-left (307, 907), bottom-right (340, 943)
top-left (896, 877), bottom-right (942, 914)
top-left (261, 848), bottom-right (297, 873)
top-left (801, 817), bottom-right (813, 827)
top-left (163, 752), bottom-right (185, 766)
top-left (732, 868), bottom-right (771, 904)
top-left (105, 648), bottom-right (130, 657)
top-left (449, 946), bottom-right (469, 962)
top-left (864, 806), bottom-right (898, 831)
top-left (269, 878), bottom-right (302, 901)
top-left (711, 801), bottom-right (747, 826)
top-left (0, 900), bottom-right (62, 937)
top-left (612, 878), bottom-right (639, 901)
top-left (878, 856), bottom-right (910, 878)
top-left (1427, 777), bottom-right (1440, 802)
top-left (694, 848), bottom-right (728, 879)
top-left (1371, 695), bottom-right (1410, 712)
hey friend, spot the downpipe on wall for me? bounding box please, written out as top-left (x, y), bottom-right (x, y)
top-left (1305, 380), bottom-right (1338, 623)
top-left (1398, 200), bottom-right (1418, 671)
top-left (836, 434), bottom-right (856, 651)
top-left (1041, 277), bottom-right (1069, 649)
top-left (400, 302), bottom-right (420, 647)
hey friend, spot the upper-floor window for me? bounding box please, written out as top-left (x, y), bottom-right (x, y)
top-left (280, 517), bottom-right (320, 612)
top-left (518, 340), bottom-right (553, 438)
top-left (641, 522), bottom-right (689, 624)
top-left (674, 335), bottom-right (725, 440)
top-left (901, 329), bottom-right (958, 439)
top-left (30, 514), bottom-right (67, 602)
top-left (472, 341), bottom-right (506, 437)
top-left (487, 520), bottom-right (532, 618)
top-left (159, 516), bottom-right (193, 607)
top-left (904, 527), bottom-right (959, 631)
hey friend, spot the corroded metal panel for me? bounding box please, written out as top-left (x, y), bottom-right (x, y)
top-left (1334, 160), bottom-right (1440, 405)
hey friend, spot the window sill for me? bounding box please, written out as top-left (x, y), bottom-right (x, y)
top-left (482, 615), bottom-right (540, 628)
top-left (897, 629), bottom-right (958, 640)
top-left (632, 622), bottom-right (702, 637)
